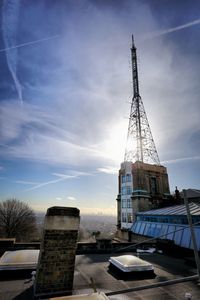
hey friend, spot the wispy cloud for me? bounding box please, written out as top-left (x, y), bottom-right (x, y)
top-left (52, 173), bottom-right (78, 179)
top-left (162, 156), bottom-right (200, 165)
top-left (0, 35), bottom-right (59, 53)
top-left (69, 170), bottom-right (93, 177)
top-left (67, 196), bottom-right (76, 201)
top-left (25, 173), bottom-right (76, 192)
top-left (97, 166), bottom-right (118, 175)
top-left (54, 196), bottom-right (77, 206)
top-left (14, 180), bottom-right (40, 185)
top-left (143, 18), bottom-right (200, 40)
top-left (24, 170), bottom-right (92, 192)
top-left (2, 0), bottom-right (22, 104)
top-left (0, 101), bottom-right (112, 166)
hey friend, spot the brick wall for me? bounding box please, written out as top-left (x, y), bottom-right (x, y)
top-left (34, 206), bottom-right (80, 298)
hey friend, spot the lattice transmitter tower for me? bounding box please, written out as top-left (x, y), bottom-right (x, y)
top-left (124, 35), bottom-right (160, 165)
top-left (116, 36), bottom-right (170, 232)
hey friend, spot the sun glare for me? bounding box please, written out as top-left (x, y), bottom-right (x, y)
top-left (103, 120), bottom-right (128, 163)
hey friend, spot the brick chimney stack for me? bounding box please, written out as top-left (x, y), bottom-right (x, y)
top-left (34, 206), bottom-right (80, 298)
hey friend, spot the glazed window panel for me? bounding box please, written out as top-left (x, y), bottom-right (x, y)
top-left (122, 212), bottom-right (127, 222)
top-left (122, 175), bottom-right (126, 183)
top-left (122, 200), bottom-right (127, 208)
top-left (126, 174), bottom-right (131, 182)
top-left (127, 199), bottom-right (132, 208)
top-left (127, 213), bottom-right (132, 223)
top-left (121, 187), bottom-right (126, 195)
top-left (126, 187), bottom-right (132, 195)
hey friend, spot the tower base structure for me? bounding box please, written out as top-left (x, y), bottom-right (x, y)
top-left (117, 161), bottom-right (170, 230)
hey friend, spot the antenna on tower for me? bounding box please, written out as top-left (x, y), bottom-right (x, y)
top-left (132, 34), bottom-right (135, 48)
top-left (124, 35), bottom-right (160, 165)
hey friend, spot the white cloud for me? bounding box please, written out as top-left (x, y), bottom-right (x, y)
top-left (14, 180), bottom-right (39, 185)
top-left (97, 166), bottom-right (119, 175)
top-left (69, 170), bottom-right (93, 177)
top-left (0, 34), bottom-right (59, 53)
top-left (52, 173), bottom-right (77, 180)
top-left (143, 18), bottom-right (200, 40)
top-left (2, 0), bottom-right (23, 104)
top-left (162, 156), bottom-right (200, 165)
top-left (67, 196), bottom-right (76, 201)
top-left (0, 101), bottom-right (123, 166)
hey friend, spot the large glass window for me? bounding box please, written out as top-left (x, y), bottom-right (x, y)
top-left (121, 186), bottom-right (132, 195)
top-left (121, 174), bottom-right (132, 184)
top-left (122, 200), bottom-right (126, 208)
top-left (122, 175), bottom-right (126, 183)
top-left (126, 187), bottom-right (132, 195)
top-left (121, 187), bottom-right (126, 195)
top-left (127, 199), bottom-right (132, 208)
top-left (127, 213), bottom-right (133, 223)
top-left (126, 174), bottom-right (131, 182)
top-left (122, 212), bottom-right (127, 222)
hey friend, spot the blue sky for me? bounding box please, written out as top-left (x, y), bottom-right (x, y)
top-left (0, 0), bottom-right (200, 214)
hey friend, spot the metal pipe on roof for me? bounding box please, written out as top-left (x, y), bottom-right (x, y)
top-left (183, 189), bottom-right (200, 280)
top-left (105, 275), bottom-right (199, 296)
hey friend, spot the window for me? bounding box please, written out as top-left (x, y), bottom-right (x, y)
top-left (121, 187), bottom-right (126, 195)
top-left (151, 177), bottom-right (157, 194)
top-left (121, 186), bottom-right (132, 195)
top-left (126, 187), bottom-right (132, 195)
top-left (127, 213), bottom-right (133, 223)
top-left (122, 174), bottom-right (132, 184)
top-left (127, 199), bottom-right (132, 208)
top-left (126, 174), bottom-right (131, 182)
top-left (122, 212), bottom-right (127, 222)
top-left (122, 175), bottom-right (126, 183)
top-left (122, 200), bottom-right (126, 208)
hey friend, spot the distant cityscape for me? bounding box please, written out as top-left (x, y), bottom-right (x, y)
top-left (36, 212), bottom-right (117, 241)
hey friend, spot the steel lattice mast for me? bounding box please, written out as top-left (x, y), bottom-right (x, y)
top-left (124, 35), bottom-right (160, 165)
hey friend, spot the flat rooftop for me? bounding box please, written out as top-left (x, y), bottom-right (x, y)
top-left (0, 252), bottom-right (200, 299)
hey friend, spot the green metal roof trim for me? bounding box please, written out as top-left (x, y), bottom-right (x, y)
top-left (132, 189), bottom-right (149, 193)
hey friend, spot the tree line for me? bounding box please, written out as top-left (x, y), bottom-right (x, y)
top-left (0, 198), bottom-right (38, 241)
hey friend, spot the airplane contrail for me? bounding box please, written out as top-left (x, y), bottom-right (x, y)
top-left (143, 18), bottom-right (200, 40)
top-left (2, 0), bottom-right (59, 106)
top-left (2, 0), bottom-right (23, 104)
top-left (25, 174), bottom-right (77, 192)
top-left (161, 155), bottom-right (200, 165)
top-left (0, 34), bottom-right (60, 53)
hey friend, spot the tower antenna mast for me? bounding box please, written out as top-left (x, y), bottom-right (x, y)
top-left (124, 35), bottom-right (160, 165)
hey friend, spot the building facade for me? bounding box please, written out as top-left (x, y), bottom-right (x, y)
top-left (117, 161), bottom-right (170, 230)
